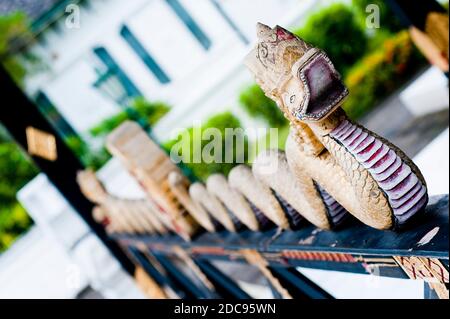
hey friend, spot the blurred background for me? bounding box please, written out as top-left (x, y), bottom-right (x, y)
top-left (0, 0), bottom-right (448, 299)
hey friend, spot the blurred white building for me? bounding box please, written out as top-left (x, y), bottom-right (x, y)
top-left (11, 0), bottom-right (319, 141)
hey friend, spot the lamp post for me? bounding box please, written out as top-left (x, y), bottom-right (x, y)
top-left (91, 55), bottom-right (197, 181)
top-left (93, 66), bottom-right (129, 106)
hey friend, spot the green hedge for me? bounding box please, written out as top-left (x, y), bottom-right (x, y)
top-left (249, 125), bottom-right (290, 163)
top-left (65, 135), bottom-right (111, 170)
top-left (0, 13), bottom-right (37, 250)
top-left (293, 3), bottom-right (368, 76)
top-left (0, 12), bottom-right (28, 85)
top-left (0, 133), bottom-right (37, 252)
top-left (0, 140), bottom-right (38, 205)
top-left (239, 1), bottom-right (426, 123)
top-left (239, 84), bottom-right (287, 127)
top-left (82, 97), bottom-right (170, 169)
top-left (163, 112), bottom-right (249, 181)
top-left (90, 97), bottom-right (170, 137)
top-left (89, 112), bottom-right (129, 137)
top-left (343, 31), bottom-right (426, 119)
top-left (0, 203), bottom-right (32, 252)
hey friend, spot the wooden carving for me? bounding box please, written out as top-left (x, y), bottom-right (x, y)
top-left (228, 164), bottom-right (290, 229)
top-left (77, 169), bottom-right (168, 235)
top-left (189, 182), bottom-right (238, 232)
top-left (253, 149), bottom-right (347, 229)
top-left (168, 171), bottom-right (216, 232)
top-left (206, 174), bottom-right (260, 231)
top-left (245, 24), bottom-right (428, 230)
top-left (105, 121), bottom-right (199, 240)
top-left (425, 12), bottom-right (449, 61)
top-left (410, 10), bottom-right (449, 73)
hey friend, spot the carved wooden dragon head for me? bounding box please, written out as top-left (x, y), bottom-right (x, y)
top-left (245, 23), bottom-right (348, 123)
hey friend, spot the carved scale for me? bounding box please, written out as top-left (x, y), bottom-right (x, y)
top-left (330, 119), bottom-right (428, 224)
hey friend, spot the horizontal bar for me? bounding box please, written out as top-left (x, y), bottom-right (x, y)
top-left (268, 267), bottom-right (334, 299)
top-left (113, 195), bottom-right (448, 279)
top-left (127, 247), bottom-right (188, 298)
top-left (194, 260), bottom-right (252, 299)
top-left (153, 254), bottom-right (219, 299)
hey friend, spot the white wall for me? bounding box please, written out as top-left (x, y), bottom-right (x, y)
top-left (298, 267), bottom-right (424, 299)
top-left (16, 174), bottom-right (145, 299)
top-left (414, 128), bottom-right (449, 196)
top-left (0, 227), bottom-right (88, 299)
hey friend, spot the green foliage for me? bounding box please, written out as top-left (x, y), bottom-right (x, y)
top-left (163, 112), bottom-right (249, 181)
top-left (352, 0), bottom-right (403, 34)
top-left (293, 3), bottom-right (368, 76)
top-left (133, 98), bottom-right (170, 126)
top-left (86, 98), bottom-right (170, 169)
top-left (0, 203), bottom-right (33, 252)
top-left (343, 31), bottom-right (426, 119)
top-left (239, 84), bottom-right (287, 128)
top-left (90, 98), bottom-right (170, 137)
top-left (278, 2), bottom-right (421, 120)
top-left (0, 12), bottom-right (28, 52)
top-left (0, 141), bottom-right (38, 205)
top-left (89, 112), bottom-right (129, 137)
top-left (0, 128), bottom-right (37, 252)
top-left (65, 135), bottom-right (111, 170)
top-left (0, 12), bottom-right (30, 85)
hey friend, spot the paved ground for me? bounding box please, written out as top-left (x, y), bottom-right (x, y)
top-left (360, 74), bottom-right (449, 158)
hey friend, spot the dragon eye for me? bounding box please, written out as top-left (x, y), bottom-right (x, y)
top-left (289, 95), bottom-right (296, 104)
top-left (258, 44), bottom-right (268, 58)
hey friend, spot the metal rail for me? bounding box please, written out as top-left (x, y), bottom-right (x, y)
top-left (113, 195), bottom-right (449, 299)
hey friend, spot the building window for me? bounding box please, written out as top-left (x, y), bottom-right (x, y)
top-left (92, 47), bottom-right (141, 101)
top-left (165, 0), bottom-right (212, 50)
top-left (209, 0), bottom-right (249, 45)
top-left (120, 26), bottom-right (170, 84)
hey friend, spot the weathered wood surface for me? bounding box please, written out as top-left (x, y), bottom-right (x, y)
top-left (113, 195), bottom-right (449, 280)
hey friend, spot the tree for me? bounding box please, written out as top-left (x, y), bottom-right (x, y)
top-left (294, 3), bottom-right (368, 76)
